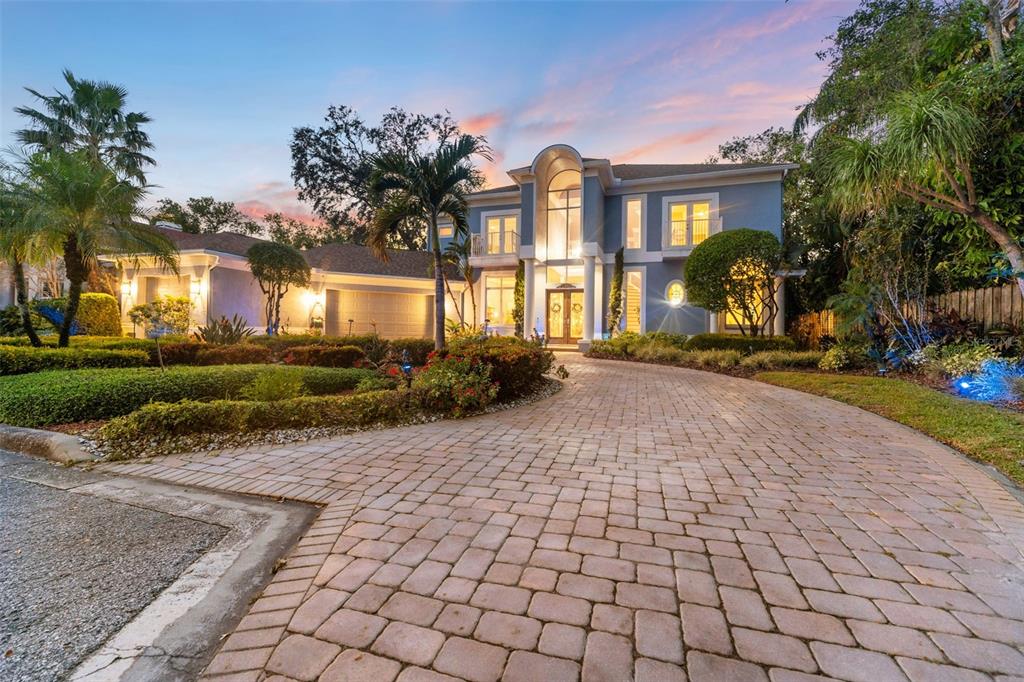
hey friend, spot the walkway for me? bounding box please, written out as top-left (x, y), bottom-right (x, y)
top-left (105, 356), bottom-right (1024, 681)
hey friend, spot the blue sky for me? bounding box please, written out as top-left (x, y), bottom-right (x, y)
top-left (1, 0), bottom-right (858, 222)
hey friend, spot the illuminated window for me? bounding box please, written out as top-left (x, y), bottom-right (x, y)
top-left (438, 225), bottom-right (454, 238)
top-left (486, 215), bottom-right (517, 254)
top-left (666, 199), bottom-right (713, 247)
top-left (546, 169), bottom-right (581, 259)
top-left (484, 275), bottom-right (517, 326)
top-left (623, 271), bottom-right (643, 333)
top-left (546, 265), bottom-right (584, 287)
top-left (625, 197), bottom-right (643, 249)
top-left (666, 281), bottom-right (685, 307)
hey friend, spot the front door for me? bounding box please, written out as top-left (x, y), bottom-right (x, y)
top-left (546, 289), bottom-right (584, 344)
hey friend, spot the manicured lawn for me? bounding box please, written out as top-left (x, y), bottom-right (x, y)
top-left (756, 371), bottom-right (1024, 488)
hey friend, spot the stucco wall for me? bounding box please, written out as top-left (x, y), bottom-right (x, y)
top-left (208, 267), bottom-right (265, 330)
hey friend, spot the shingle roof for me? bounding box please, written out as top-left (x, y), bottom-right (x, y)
top-left (153, 225), bottom-right (442, 280)
top-left (610, 162), bottom-right (771, 180)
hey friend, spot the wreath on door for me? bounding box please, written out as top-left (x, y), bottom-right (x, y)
top-left (551, 303), bottom-right (562, 313)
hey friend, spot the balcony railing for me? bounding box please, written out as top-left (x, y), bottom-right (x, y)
top-left (471, 231), bottom-right (519, 257)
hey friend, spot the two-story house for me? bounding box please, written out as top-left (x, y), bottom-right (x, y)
top-left (443, 144), bottom-right (795, 348)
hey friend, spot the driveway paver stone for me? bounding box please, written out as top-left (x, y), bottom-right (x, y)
top-left (102, 356), bottom-right (1024, 681)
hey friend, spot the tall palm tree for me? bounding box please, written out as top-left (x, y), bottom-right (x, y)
top-left (822, 87), bottom-right (1024, 297)
top-left (0, 171), bottom-right (45, 346)
top-left (21, 150), bottom-right (178, 346)
top-left (367, 135), bottom-right (490, 349)
top-left (15, 70), bottom-right (155, 183)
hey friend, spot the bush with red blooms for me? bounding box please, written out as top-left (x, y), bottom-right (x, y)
top-left (441, 336), bottom-right (554, 402)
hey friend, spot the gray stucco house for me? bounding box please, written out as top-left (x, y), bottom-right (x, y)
top-left (444, 144), bottom-right (796, 347)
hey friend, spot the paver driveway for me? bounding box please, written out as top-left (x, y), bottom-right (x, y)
top-left (105, 356), bottom-right (1024, 681)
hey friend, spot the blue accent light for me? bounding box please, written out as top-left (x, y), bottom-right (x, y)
top-left (953, 359), bottom-right (1024, 402)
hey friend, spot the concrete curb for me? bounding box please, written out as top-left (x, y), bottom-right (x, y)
top-left (0, 424), bottom-right (96, 464)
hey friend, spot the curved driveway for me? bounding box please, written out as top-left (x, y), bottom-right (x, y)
top-left (109, 356), bottom-right (1024, 682)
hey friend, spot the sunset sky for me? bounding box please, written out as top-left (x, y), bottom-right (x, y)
top-left (1, 0), bottom-right (858, 223)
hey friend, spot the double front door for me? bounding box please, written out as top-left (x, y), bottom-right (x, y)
top-left (547, 289), bottom-right (584, 344)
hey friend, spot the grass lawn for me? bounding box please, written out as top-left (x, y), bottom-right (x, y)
top-left (756, 371), bottom-right (1024, 488)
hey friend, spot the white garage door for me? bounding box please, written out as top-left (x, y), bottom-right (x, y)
top-left (325, 289), bottom-right (433, 339)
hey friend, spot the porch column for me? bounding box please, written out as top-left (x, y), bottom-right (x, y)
top-left (523, 258), bottom-right (535, 337)
top-left (709, 311), bottom-right (719, 333)
top-left (773, 275), bottom-right (786, 337)
top-left (582, 255), bottom-right (595, 341)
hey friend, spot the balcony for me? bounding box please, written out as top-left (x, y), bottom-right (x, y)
top-left (663, 218), bottom-right (723, 256)
top-left (469, 231), bottom-right (519, 266)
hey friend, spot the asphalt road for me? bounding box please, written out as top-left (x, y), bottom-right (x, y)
top-left (0, 451), bottom-right (227, 682)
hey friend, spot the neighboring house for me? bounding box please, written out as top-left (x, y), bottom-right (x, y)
top-left (443, 144), bottom-right (796, 347)
top-left (107, 225), bottom-right (462, 339)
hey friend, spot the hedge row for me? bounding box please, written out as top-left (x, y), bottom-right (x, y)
top-left (0, 364), bottom-right (375, 427)
top-left (98, 389), bottom-right (421, 455)
top-left (0, 346), bottom-right (150, 375)
top-left (681, 333), bottom-right (795, 354)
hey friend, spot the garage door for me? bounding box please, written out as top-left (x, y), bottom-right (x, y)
top-left (325, 289), bottom-right (433, 339)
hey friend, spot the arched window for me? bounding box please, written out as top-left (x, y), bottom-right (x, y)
top-left (546, 169), bottom-right (581, 260)
top-left (666, 280), bottom-right (686, 307)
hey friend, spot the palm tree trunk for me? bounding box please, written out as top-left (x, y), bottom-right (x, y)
top-left (59, 235), bottom-right (87, 347)
top-left (12, 258), bottom-right (42, 347)
top-left (465, 272), bottom-right (477, 328)
top-left (431, 219), bottom-right (446, 349)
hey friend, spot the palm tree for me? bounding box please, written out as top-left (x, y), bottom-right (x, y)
top-left (822, 87), bottom-right (1024, 298)
top-left (367, 135), bottom-right (490, 349)
top-left (444, 229), bottom-right (477, 328)
top-left (15, 70), bottom-right (155, 183)
top-left (0, 171), bottom-right (45, 346)
top-left (21, 150), bottom-right (178, 346)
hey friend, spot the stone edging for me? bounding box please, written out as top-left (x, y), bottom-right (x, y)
top-left (0, 424), bottom-right (97, 464)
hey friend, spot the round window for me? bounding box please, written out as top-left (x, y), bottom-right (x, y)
top-left (666, 281), bottom-right (686, 307)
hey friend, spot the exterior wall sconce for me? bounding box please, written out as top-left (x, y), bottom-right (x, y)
top-left (189, 279), bottom-right (204, 299)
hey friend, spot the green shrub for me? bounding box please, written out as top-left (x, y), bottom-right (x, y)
top-left (0, 365), bottom-right (375, 427)
top-left (632, 340), bottom-right (688, 364)
top-left (0, 345), bottom-right (149, 375)
top-left (33, 293), bottom-right (122, 336)
top-left (445, 336), bottom-right (553, 401)
top-left (98, 389), bottom-right (418, 455)
top-left (1012, 376), bottom-right (1024, 400)
top-left (390, 338), bottom-right (435, 366)
top-left (196, 315), bottom-right (254, 345)
top-left (283, 344), bottom-right (365, 368)
top-left (412, 356), bottom-right (498, 417)
top-left (354, 375), bottom-right (400, 393)
top-left (682, 333), bottom-right (795, 354)
top-left (920, 342), bottom-right (1001, 378)
top-left (739, 350), bottom-right (826, 370)
top-left (819, 341), bottom-right (871, 371)
top-left (153, 341), bottom-right (203, 365)
top-left (240, 369), bottom-right (306, 401)
top-left (128, 295), bottom-right (193, 336)
top-left (683, 349), bottom-right (742, 368)
top-left (195, 343), bottom-right (273, 366)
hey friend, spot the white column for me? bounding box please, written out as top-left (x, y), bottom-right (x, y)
top-left (582, 255), bottom-right (595, 341)
top-left (773, 276), bottom-right (786, 337)
top-left (523, 258), bottom-right (535, 338)
top-left (709, 311), bottom-right (718, 334)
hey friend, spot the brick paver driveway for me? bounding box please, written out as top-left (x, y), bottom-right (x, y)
top-left (107, 356), bottom-right (1024, 681)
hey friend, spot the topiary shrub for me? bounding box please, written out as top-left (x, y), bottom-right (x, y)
top-left (34, 293), bottom-right (122, 336)
top-left (444, 336), bottom-right (554, 401)
top-left (0, 364), bottom-right (376, 426)
top-left (0, 345), bottom-right (149, 375)
top-left (283, 344), bottom-right (365, 368)
top-left (682, 333), bottom-right (795, 354)
top-left (194, 343), bottom-right (273, 366)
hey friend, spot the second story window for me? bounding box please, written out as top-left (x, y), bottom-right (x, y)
top-left (546, 169), bottom-right (581, 260)
top-left (486, 215), bottom-right (518, 254)
top-left (625, 197), bottom-right (643, 250)
top-left (666, 199), bottom-right (713, 247)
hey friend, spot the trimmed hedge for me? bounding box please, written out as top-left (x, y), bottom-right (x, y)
top-left (195, 343), bottom-right (274, 366)
top-left (283, 344), bottom-right (365, 368)
top-left (738, 350), bottom-right (825, 370)
top-left (444, 336), bottom-right (553, 401)
top-left (682, 333), bottom-right (795, 354)
top-left (98, 389), bottom-right (420, 455)
top-left (249, 333), bottom-right (433, 366)
top-left (0, 364), bottom-right (376, 427)
top-left (0, 345), bottom-right (149, 375)
top-left (34, 293), bottom-right (122, 336)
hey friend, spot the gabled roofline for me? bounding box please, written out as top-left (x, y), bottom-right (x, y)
top-left (614, 163), bottom-right (798, 188)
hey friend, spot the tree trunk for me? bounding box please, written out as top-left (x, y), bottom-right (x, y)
top-left (431, 219), bottom-right (446, 350)
top-left (59, 235), bottom-right (88, 348)
top-left (973, 211), bottom-right (1024, 300)
top-left (466, 273), bottom-right (477, 328)
top-left (12, 258), bottom-right (42, 347)
top-left (985, 0), bottom-right (1005, 65)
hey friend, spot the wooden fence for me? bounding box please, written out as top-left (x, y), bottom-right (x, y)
top-left (926, 283), bottom-right (1024, 331)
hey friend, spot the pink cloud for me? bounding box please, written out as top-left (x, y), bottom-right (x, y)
top-left (615, 126), bottom-right (724, 163)
top-left (463, 110), bottom-right (505, 135)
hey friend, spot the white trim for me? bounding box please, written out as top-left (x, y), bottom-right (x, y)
top-left (621, 266), bottom-right (646, 334)
top-left (661, 192), bottom-right (720, 254)
top-left (466, 191), bottom-right (521, 206)
top-left (605, 169), bottom-right (788, 195)
top-left (665, 279), bottom-right (686, 307)
top-left (480, 209), bottom-right (522, 256)
top-left (621, 194), bottom-right (647, 253)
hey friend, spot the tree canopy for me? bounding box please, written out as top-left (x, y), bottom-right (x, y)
top-left (246, 241), bottom-right (311, 335)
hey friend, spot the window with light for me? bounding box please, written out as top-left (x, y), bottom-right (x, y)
top-left (484, 275), bottom-right (517, 326)
top-left (546, 170), bottom-right (581, 259)
top-left (486, 215), bottom-right (517, 254)
top-left (668, 200), bottom-right (712, 247)
top-left (625, 198), bottom-right (643, 249)
top-left (624, 271), bottom-right (643, 333)
top-left (666, 281), bottom-right (685, 307)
